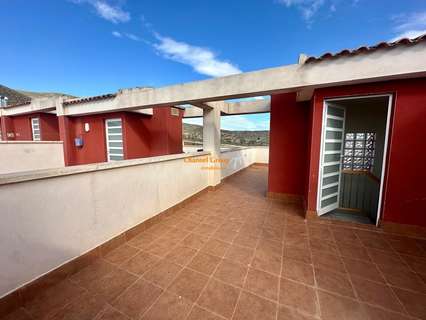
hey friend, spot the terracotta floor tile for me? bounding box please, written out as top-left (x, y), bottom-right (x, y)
top-left (142, 259), bottom-right (182, 289)
top-left (168, 268), bottom-right (209, 302)
top-left (393, 288), bottom-right (426, 320)
top-left (145, 225), bottom-right (175, 238)
top-left (121, 251), bottom-right (160, 276)
top-left (283, 245), bottom-right (312, 264)
top-left (145, 238), bottom-right (178, 257)
top-left (224, 244), bottom-right (254, 266)
top-left (378, 264), bottom-right (426, 293)
top-left (309, 240), bottom-right (339, 255)
top-left (164, 246), bottom-right (197, 266)
top-left (311, 251), bottom-right (346, 273)
top-left (337, 243), bottom-right (371, 262)
top-left (351, 276), bottom-right (404, 312)
top-left (363, 304), bottom-right (412, 320)
top-left (127, 232), bottom-right (158, 249)
top-left (24, 280), bottom-right (86, 319)
top-left (308, 225), bottom-right (333, 241)
top-left (113, 278), bottom-right (163, 319)
top-left (318, 290), bottom-right (367, 320)
top-left (277, 305), bottom-right (316, 320)
top-left (193, 223), bottom-right (218, 237)
top-left (331, 228), bottom-right (360, 245)
top-left (49, 292), bottom-right (107, 320)
top-left (315, 267), bottom-right (355, 298)
top-left (261, 227), bottom-right (284, 242)
top-left (282, 259), bottom-right (314, 285)
top-left (401, 254), bottom-right (426, 275)
top-left (186, 305), bottom-right (225, 320)
top-left (252, 249), bottom-right (282, 275)
top-left (387, 238), bottom-right (425, 256)
top-left (164, 228), bottom-right (190, 243)
top-left (197, 279), bottom-right (240, 319)
top-left (104, 244), bottom-right (140, 265)
top-left (176, 219), bottom-right (200, 232)
top-left (233, 291), bottom-right (277, 320)
top-left (213, 260), bottom-right (247, 288)
top-left (96, 306), bottom-right (129, 320)
top-left (87, 268), bottom-right (137, 303)
top-left (367, 248), bottom-right (402, 266)
top-left (279, 278), bottom-right (318, 316)
top-left (200, 239), bottom-right (230, 258)
top-left (141, 291), bottom-right (193, 320)
top-left (0, 308), bottom-right (31, 320)
top-left (181, 233), bottom-right (209, 250)
top-left (342, 257), bottom-right (385, 283)
top-left (233, 233), bottom-right (259, 249)
top-left (244, 268), bottom-right (279, 301)
top-left (69, 259), bottom-right (115, 289)
top-left (211, 229), bottom-right (238, 243)
top-left (187, 252), bottom-right (221, 275)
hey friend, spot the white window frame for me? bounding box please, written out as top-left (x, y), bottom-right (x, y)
top-left (105, 118), bottom-right (124, 161)
top-left (31, 117), bottom-right (41, 141)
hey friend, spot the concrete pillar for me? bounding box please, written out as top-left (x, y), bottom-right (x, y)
top-left (203, 106), bottom-right (221, 187)
top-left (56, 98), bottom-right (74, 166)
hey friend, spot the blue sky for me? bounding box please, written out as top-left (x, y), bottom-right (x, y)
top-left (2, 0), bottom-right (425, 130)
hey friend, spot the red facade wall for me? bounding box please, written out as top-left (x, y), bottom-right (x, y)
top-left (306, 78), bottom-right (426, 227)
top-left (268, 93), bottom-right (310, 197)
top-left (61, 107), bottom-right (183, 166)
top-left (0, 113), bottom-right (59, 141)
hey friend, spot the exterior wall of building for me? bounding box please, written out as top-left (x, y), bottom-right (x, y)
top-left (61, 107), bottom-right (183, 166)
top-left (306, 78), bottom-right (426, 227)
top-left (0, 113), bottom-right (60, 141)
top-left (268, 93), bottom-right (310, 198)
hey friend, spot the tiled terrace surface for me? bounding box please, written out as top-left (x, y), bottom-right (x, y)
top-left (4, 166), bottom-right (426, 320)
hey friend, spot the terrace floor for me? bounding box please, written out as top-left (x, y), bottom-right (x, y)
top-left (4, 166), bottom-right (426, 320)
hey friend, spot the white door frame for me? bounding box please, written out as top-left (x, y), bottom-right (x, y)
top-left (316, 93), bottom-right (393, 226)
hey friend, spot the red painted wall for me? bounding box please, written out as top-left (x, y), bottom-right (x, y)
top-left (39, 114), bottom-right (60, 140)
top-left (0, 113), bottom-right (60, 141)
top-left (306, 78), bottom-right (426, 227)
top-left (268, 92), bottom-right (310, 197)
top-left (61, 107), bottom-right (183, 166)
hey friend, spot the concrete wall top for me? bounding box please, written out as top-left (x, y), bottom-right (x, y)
top-left (0, 151), bottom-right (210, 186)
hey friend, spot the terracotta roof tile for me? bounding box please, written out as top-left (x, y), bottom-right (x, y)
top-left (305, 34), bottom-right (426, 63)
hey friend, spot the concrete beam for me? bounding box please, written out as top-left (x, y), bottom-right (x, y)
top-left (190, 102), bottom-right (214, 110)
top-left (60, 43), bottom-right (426, 116)
top-left (0, 97), bottom-right (59, 116)
top-left (183, 99), bottom-right (270, 118)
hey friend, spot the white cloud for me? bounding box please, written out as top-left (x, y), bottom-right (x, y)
top-left (152, 34), bottom-right (241, 77)
top-left (391, 11), bottom-right (426, 41)
top-left (112, 31), bottom-right (122, 37)
top-left (124, 33), bottom-right (141, 41)
top-left (72, 0), bottom-right (130, 24)
top-left (391, 29), bottom-right (426, 42)
top-left (277, 0), bottom-right (326, 23)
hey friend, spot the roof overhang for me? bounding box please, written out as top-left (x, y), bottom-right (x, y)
top-left (58, 42), bottom-right (426, 116)
top-left (0, 97), bottom-right (58, 116)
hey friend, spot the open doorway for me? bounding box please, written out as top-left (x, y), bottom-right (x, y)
top-left (317, 94), bottom-right (392, 225)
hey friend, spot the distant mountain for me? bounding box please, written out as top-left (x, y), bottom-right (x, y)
top-left (183, 123), bottom-right (269, 146)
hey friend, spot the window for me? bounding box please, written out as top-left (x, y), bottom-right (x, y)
top-left (342, 132), bottom-right (376, 171)
top-left (105, 118), bottom-right (124, 161)
top-left (31, 118), bottom-right (41, 141)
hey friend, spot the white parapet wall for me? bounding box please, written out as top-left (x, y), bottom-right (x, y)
top-left (220, 146), bottom-right (269, 179)
top-left (0, 152), bottom-right (209, 298)
top-left (0, 141), bottom-right (65, 174)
